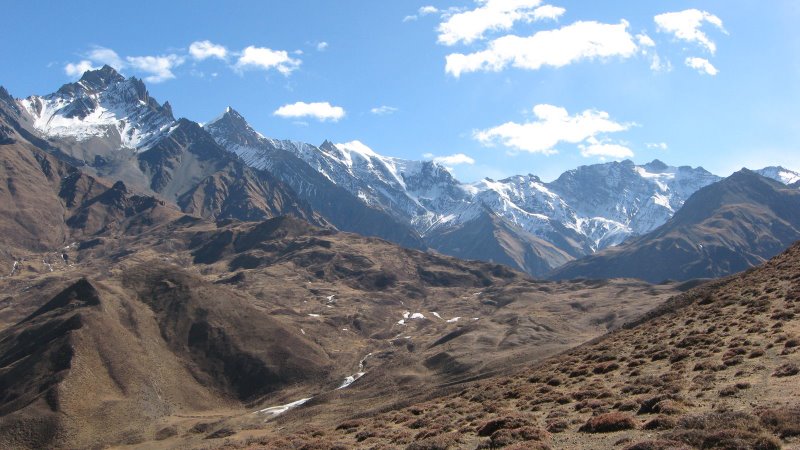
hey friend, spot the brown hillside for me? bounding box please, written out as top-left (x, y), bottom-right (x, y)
top-left (235, 240), bottom-right (800, 449)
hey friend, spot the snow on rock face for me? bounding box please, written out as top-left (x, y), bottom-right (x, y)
top-left (257, 397), bottom-right (312, 417)
top-left (205, 110), bottom-right (470, 230)
top-left (205, 109), bottom-right (722, 257)
top-left (18, 65), bottom-right (175, 150)
top-left (548, 159), bottom-right (720, 243)
top-left (756, 166), bottom-right (800, 185)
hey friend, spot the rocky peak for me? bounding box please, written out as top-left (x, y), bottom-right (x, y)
top-left (204, 107), bottom-right (264, 147)
top-left (162, 101), bottom-right (173, 118)
top-left (643, 159), bottom-right (669, 172)
top-left (67, 65), bottom-right (125, 94)
top-left (319, 140), bottom-right (337, 153)
top-left (0, 86), bottom-right (20, 116)
top-left (81, 65), bottom-right (124, 86)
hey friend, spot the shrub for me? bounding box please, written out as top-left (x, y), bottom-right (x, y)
top-left (546, 377), bottom-right (563, 386)
top-left (545, 419), bottom-right (569, 433)
top-left (593, 362), bottom-right (620, 374)
top-left (667, 424), bottom-right (780, 449)
top-left (760, 406), bottom-right (800, 437)
top-left (623, 439), bottom-right (691, 450)
top-left (719, 386), bottom-right (739, 397)
top-left (476, 415), bottom-right (528, 437)
top-left (335, 419), bottom-right (363, 432)
top-left (405, 432), bottom-right (462, 450)
top-left (643, 415), bottom-right (678, 430)
top-left (774, 362), bottom-right (800, 377)
top-left (487, 426), bottom-right (550, 447)
top-left (578, 413), bottom-right (637, 433)
top-left (653, 400), bottom-right (685, 415)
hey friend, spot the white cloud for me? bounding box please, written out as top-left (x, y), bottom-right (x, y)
top-left (87, 46), bottom-right (124, 70)
top-left (235, 46), bottom-right (301, 75)
top-left (274, 101), bottom-right (345, 122)
top-left (189, 40), bottom-right (228, 60)
top-left (636, 33), bottom-right (656, 48)
top-left (649, 53), bottom-right (672, 72)
top-left (316, 41), bottom-right (329, 51)
top-left (420, 5), bottom-right (439, 15)
top-left (125, 54), bottom-right (185, 83)
top-left (336, 140), bottom-right (378, 156)
top-left (431, 153), bottom-right (476, 165)
top-left (655, 9), bottom-right (725, 54)
top-left (404, 6), bottom-right (439, 22)
top-left (64, 60), bottom-right (96, 78)
top-left (437, 0), bottom-right (548, 46)
top-left (533, 4), bottom-right (565, 21)
top-left (685, 57), bottom-right (718, 75)
top-left (475, 104), bottom-right (631, 155)
top-left (647, 142), bottom-right (669, 150)
top-left (579, 138), bottom-right (634, 159)
top-left (370, 105), bottom-right (398, 115)
top-left (445, 20), bottom-right (638, 77)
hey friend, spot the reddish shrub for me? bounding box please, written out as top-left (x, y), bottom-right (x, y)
top-left (476, 415), bottom-right (528, 436)
top-left (774, 362), bottom-right (799, 377)
top-left (405, 432), bottom-right (462, 450)
top-left (760, 406), bottom-right (800, 437)
top-left (487, 426), bottom-right (550, 447)
top-left (623, 440), bottom-right (691, 450)
top-left (579, 412), bottom-right (637, 433)
top-left (545, 419), bottom-right (569, 433)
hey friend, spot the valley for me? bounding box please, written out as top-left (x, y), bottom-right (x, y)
top-left (0, 44), bottom-right (799, 450)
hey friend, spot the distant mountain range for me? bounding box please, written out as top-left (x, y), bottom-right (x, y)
top-left (3, 65), bottom-right (799, 278)
top-left (551, 169), bottom-right (800, 282)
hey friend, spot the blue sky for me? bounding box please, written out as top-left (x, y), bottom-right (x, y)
top-left (2, 0), bottom-right (799, 182)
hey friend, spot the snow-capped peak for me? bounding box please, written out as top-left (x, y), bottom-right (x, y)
top-left (202, 107), bottom-right (721, 254)
top-left (756, 166), bottom-right (800, 185)
top-left (18, 65), bottom-right (175, 150)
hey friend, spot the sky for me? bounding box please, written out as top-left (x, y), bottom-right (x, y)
top-left (2, 0), bottom-right (800, 182)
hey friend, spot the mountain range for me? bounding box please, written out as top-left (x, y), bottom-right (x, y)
top-left (2, 66), bottom-right (800, 449)
top-left (0, 123), bottom-right (679, 447)
top-left (552, 169), bottom-right (800, 282)
top-left (3, 65), bottom-right (800, 281)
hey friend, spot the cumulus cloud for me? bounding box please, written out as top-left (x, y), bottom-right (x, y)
top-left (189, 40), bottom-right (228, 60)
top-left (636, 33), bottom-right (656, 48)
top-left (430, 153), bottom-right (476, 165)
top-left (685, 56), bottom-right (718, 75)
top-left (125, 54), bottom-right (185, 83)
top-left (274, 101), bottom-right (345, 122)
top-left (474, 104), bottom-right (631, 155)
top-left (87, 46), bottom-right (124, 70)
top-left (579, 138), bottom-right (634, 159)
top-left (404, 5), bottom-right (442, 22)
top-left (655, 9), bottom-right (725, 54)
top-left (236, 46), bottom-right (301, 75)
top-left (420, 5), bottom-right (439, 15)
top-left (63, 41), bottom-right (307, 83)
top-left (532, 4), bottom-right (565, 21)
top-left (445, 20), bottom-right (638, 77)
top-left (64, 60), bottom-right (96, 78)
top-left (316, 41), bottom-right (329, 51)
top-left (370, 105), bottom-right (398, 115)
top-left (65, 46), bottom-right (183, 83)
top-left (438, 0), bottom-right (555, 46)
